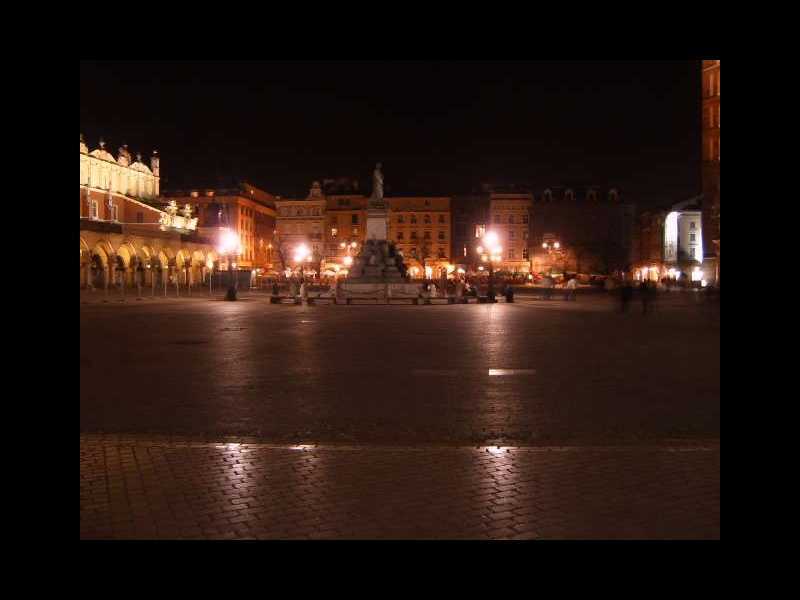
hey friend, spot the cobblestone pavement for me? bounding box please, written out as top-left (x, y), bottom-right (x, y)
top-left (80, 436), bottom-right (719, 539)
top-left (81, 294), bottom-right (719, 539)
top-left (80, 295), bottom-right (719, 446)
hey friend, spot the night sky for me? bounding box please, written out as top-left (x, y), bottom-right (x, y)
top-left (80, 61), bottom-right (701, 206)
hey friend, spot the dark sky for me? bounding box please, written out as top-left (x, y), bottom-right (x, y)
top-left (80, 60), bottom-right (701, 206)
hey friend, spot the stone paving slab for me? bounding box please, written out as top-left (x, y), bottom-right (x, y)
top-left (80, 437), bottom-right (719, 540)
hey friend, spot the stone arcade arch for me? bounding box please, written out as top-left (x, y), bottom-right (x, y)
top-left (191, 249), bottom-right (206, 286)
top-left (80, 238), bottom-right (91, 288)
top-left (90, 240), bottom-right (114, 290)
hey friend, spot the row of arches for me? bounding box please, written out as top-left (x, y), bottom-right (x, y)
top-left (80, 237), bottom-right (218, 291)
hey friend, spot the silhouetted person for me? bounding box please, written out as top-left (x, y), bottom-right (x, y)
top-left (640, 280), bottom-right (651, 315)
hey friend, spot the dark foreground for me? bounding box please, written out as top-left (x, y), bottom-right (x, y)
top-left (80, 293), bottom-right (720, 539)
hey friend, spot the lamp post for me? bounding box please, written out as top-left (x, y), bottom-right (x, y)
top-left (478, 231), bottom-right (502, 302)
top-left (218, 229), bottom-right (242, 301)
top-left (541, 240), bottom-right (564, 276)
top-left (294, 243), bottom-right (311, 281)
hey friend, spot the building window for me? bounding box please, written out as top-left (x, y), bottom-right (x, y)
top-left (522, 214), bottom-right (528, 224)
top-left (351, 214), bottom-right (359, 225)
top-left (475, 225), bottom-right (485, 238)
top-left (397, 231), bottom-right (404, 240)
top-left (689, 247), bottom-right (695, 259)
top-left (110, 204), bottom-right (118, 221)
top-left (411, 215), bottom-right (417, 224)
top-left (352, 227), bottom-right (359, 235)
top-left (438, 248), bottom-right (445, 258)
top-left (89, 200), bottom-right (98, 220)
top-left (331, 227), bottom-right (338, 238)
top-left (508, 249), bottom-right (515, 260)
top-left (690, 233), bottom-right (696, 242)
top-left (425, 199), bottom-right (430, 206)
top-left (136, 212), bottom-right (143, 223)
top-left (509, 230), bottom-right (515, 239)
top-left (690, 222), bottom-right (696, 230)
top-left (438, 231), bottom-right (445, 240)
top-left (508, 215), bottom-right (515, 224)
top-left (523, 247), bottom-right (529, 259)
top-left (411, 248), bottom-right (417, 257)
top-left (398, 215), bottom-right (404, 224)
top-left (339, 198), bottom-right (350, 207)
top-left (438, 215), bottom-right (445, 224)
top-left (411, 231), bottom-right (418, 239)
top-left (424, 231), bottom-right (431, 240)
top-left (424, 214), bottom-right (431, 224)
top-left (463, 246), bottom-right (467, 257)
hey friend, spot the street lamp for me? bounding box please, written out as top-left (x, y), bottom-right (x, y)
top-left (294, 243), bottom-right (311, 280)
top-left (479, 231), bottom-right (502, 302)
top-left (218, 229), bottom-right (242, 301)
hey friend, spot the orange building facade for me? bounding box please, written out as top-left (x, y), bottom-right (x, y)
top-left (702, 59), bottom-right (720, 281)
top-left (162, 182), bottom-right (278, 272)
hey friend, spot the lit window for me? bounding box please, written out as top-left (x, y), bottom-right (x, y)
top-left (331, 227), bottom-right (338, 238)
top-left (352, 227), bottom-right (359, 235)
top-left (475, 225), bottom-right (485, 238)
top-left (110, 204), bottom-right (118, 221)
top-left (90, 200), bottom-right (98, 220)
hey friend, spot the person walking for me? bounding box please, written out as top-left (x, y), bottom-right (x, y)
top-left (564, 276), bottom-right (578, 301)
top-left (639, 280), bottom-right (651, 315)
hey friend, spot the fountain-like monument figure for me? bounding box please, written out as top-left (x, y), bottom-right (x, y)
top-left (338, 163), bottom-right (422, 304)
top-left (346, 163), bottom-right (406, 283)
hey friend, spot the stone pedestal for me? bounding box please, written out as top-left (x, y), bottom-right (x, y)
top-left (366, 207), bottom-right (388, 240)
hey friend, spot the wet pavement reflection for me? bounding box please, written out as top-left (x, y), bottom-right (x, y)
top-left (80, 436), bottom-right (719, 540)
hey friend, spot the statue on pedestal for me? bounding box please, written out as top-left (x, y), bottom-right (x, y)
top-left (369, 162), bottom-right (384, 209)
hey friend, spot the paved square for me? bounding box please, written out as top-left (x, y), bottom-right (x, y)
top-left (80, 292), bottom-right (720, 539)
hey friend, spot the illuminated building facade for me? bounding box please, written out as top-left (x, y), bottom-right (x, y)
top-left (488, 193), bottom-right (532, 273)
top-left (386, 196), bottom-right (452, 278)
top-left (162, 181), bottom-right (277, 272)
top-left (274, 181), bottom-right (452, 279)
top-left (80, 135), bottom-right (215, 290)
top-left (632, 198), bottom-right (707, 283)
top-left (274, 182), bottom-right (327, 276)
top-left (702, 59), bottom-right (720, 281)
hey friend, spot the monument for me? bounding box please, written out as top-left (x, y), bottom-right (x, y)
top-left (339, 163), bottom-right (420, 301)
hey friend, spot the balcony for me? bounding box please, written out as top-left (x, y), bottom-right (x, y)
top-left (80, 218), bottom-right (122, 234)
